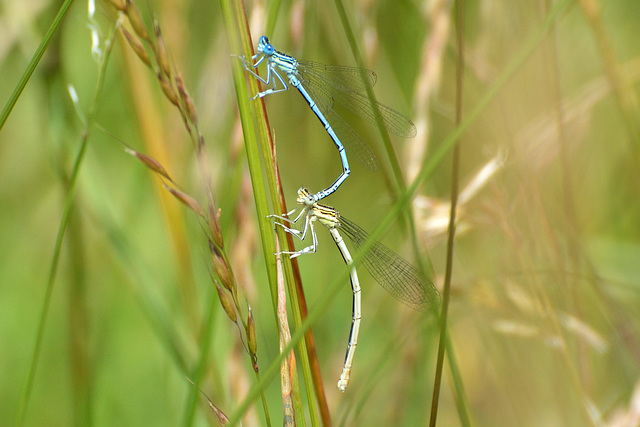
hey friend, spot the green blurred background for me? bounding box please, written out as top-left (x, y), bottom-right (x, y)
top-left (2, 0), bottom-right (640, 425)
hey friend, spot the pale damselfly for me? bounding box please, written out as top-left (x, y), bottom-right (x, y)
top-left (241, 36), bottom-right (416, 202)
top-left (270, 188), bottom-right (439, 391)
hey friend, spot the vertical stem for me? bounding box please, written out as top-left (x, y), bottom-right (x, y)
top-left (430, 0), bottom-right (464, 425)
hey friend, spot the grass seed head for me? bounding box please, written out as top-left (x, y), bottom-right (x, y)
top-left (215, 283), bottom-right (237, 323)
top-left (211, 245), bottom-right (233, 291)
top-left (124, 148), bottom-right (171, 180)
top-left (121, 27), bottom-right (151, 68)
top-left (208, 203), bottom-right (224, 249)
top-left (157, 72), bottom-right (179, 106)
top-left (153, 22), bottom-right (172, 78)
top-left (176, 74), bottom-right (198, 126)
top-left (125, 0), bottom-right (149, 41)
top-left (165, 185), bottom-right (204, 217)
top-left (247, 307), bottom-right (257, 356)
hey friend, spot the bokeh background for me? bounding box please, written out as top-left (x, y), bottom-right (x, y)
top-left (1, 0), bottom-right (640, 425)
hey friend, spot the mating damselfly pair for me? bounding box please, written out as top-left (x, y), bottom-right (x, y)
top-left (240, 36), bottom-right (438, 391)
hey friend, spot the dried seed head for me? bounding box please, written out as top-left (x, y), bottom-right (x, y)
top-left (153, 21), bottom-right (171, 78)
top-left (124, 148), bottom-right (171, 180)
top-left (211, 245), bottom-right (233, 291)
top-left (157, 72), bottom-right (179, 106)
top-left (121, 27), bottom-right (151, 68)
top-left (125, 0), bottom-right (149, 41)
top-left (175, 74), bottom-right (198, 126)
top-left (185, 378), bottom-right (230, 424)
top-left (164, 185), bottom-right (204, 217)
top-left (208, 203), bottom-right (224, 249)
top-left (247, 307), bottom-right (257, 356)
top-left (215, 283), bottom-right (237, 323)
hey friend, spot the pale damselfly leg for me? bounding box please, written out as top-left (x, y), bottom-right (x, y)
top-left (269, 188), bottom-right (440, 391)
top-left (240, 36), bottom-right (416, 202)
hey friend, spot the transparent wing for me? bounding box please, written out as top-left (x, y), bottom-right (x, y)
top-left (298, 61), bottom-right (416, 138)
top-left (303, 79), bottom-right (379, 172)
top-left (298, 60), bottom-right (377, 93)
top-left (333, 90), bottom-right (417, 138)
top-left (339, 216), bottom-right (439, 312)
